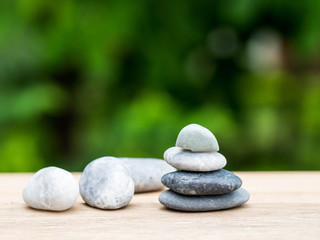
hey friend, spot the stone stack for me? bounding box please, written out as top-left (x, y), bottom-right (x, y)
top-left (159, 124), bottom-right (250, 212)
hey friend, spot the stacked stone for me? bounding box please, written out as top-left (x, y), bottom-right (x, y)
top-left (159, 124), bottom-right (250, 212)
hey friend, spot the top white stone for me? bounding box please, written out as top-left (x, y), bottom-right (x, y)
top-left (176, 124), bottom-right (219, 152)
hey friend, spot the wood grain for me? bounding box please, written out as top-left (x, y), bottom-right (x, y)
top-left (0, 172), bottom-right (319, 240)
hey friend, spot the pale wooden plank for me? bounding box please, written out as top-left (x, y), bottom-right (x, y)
top-left (0, 172), bottom-right (319, 240)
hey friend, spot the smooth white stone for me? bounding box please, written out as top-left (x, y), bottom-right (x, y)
top-left (22, 167), bottom-right (79, 211)
top-left (164, 147), bottom-right (226, 171)
top-left (79, 157), bottom-right (134, 210)
top-left (119, 158), bottom-right (176, 193)
top-left (176, 124), bottom-right (219, 152)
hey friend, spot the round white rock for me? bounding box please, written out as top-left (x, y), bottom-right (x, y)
top-left (79, 157), bottom-right (134, 210)
top-left (164, 147), bottom-right (226, 172)
top-left (176, 124), bottom-right (219, 152)
top-left (22, 167), bottom-right (79, 211)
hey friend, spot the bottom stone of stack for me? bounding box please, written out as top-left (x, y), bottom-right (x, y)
top-left (158, 188), bottom-right (250, 212)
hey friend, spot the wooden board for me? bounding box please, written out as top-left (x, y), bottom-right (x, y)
top-left (0, 172), bottom-right (319, 239)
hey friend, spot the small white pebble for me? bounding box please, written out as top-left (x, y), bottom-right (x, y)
top-left (23, 167), bottom-right (79, 211)
top-left (176, 123), bottom-right (219, 152)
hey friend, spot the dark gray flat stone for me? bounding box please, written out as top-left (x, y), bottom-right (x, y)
top-left (161, 169), bottom-right (242, 195)
top-left (158, 188), bottom-right (250, 212)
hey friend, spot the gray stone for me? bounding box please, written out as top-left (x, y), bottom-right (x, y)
top-left (79, 157), bottom-right (134, 210)
top-left (176, 124), bottom-right (219, 152)
top-left (164, 147), bottom-right (226, 172)
top-left (161, 169), bottom-right (242, 195)
top-left (159, 188), bottom-right (250, 212)
top-left (23, 167), bottom-right (79, 211)
top-left (119, 158), bottom-right (176, 193)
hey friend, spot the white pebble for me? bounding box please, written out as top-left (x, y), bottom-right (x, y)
top-left (176, 124), bottom-right (219, 152)
top-left (79, 157), bottom-right (134, 210)
top-left (22, 167), bottom-right (79, 211)
top-left (164, 147), bottom-right (226, 171)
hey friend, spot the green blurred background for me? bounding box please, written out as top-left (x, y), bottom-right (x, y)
top-left (1, 0), bottom-right (320, 172)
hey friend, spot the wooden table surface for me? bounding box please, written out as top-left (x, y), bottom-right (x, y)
top-left (0, 172), bottom-right (319, 240)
